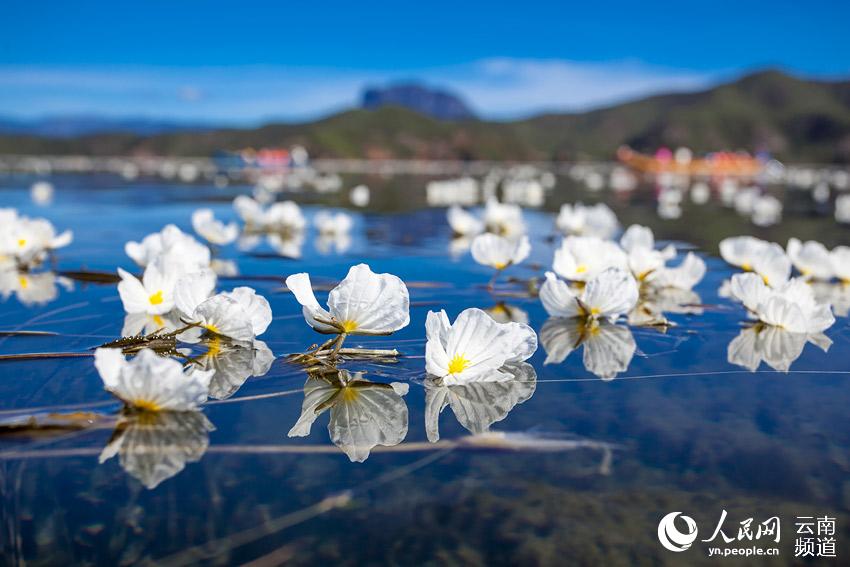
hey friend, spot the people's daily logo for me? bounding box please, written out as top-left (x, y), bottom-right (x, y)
top-left (657, 512), bottom-right (699, 552)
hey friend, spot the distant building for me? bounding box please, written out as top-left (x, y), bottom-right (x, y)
top-left (361, 83), bottom-right (476, 120)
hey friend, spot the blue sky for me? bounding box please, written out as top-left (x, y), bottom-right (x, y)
top-left (1, 0), bottom-right (848, 123)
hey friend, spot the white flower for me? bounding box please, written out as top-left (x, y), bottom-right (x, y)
top-left (174, 274), bottom-right (271, 342)
top-left (350, 185), bottom-right (371, 207)
top-left (620, 224), bottom-right (676, 280)
top-left (233, 196), bottom-right (306, 232)
top-left (121, 311), bottom-right (182, 337)
top-left (117, 261), bottom-right (190, 315)
top-left (191, 209), bottom-right (238, 245)
top-left (94, 348), bottom-right (212, 411)
top-left (540, 268), bottom-right (638, 323)
top-left (30, 181), bottom-right (54, 205)
top-left (314, 210), bottom-right (353, 235)
top-left (425, 308), bottom-right (537, 385)
top-left (0, 211), bottom-right (72, 268)
top-left (719, 236), bottom-right (767, 271)
top-left (729, 273), bottom-right (835, 334)
top-left (470, 233), bottom-right (530, 270)
top-left (831, 246), bottom-right (850, 283)
top-left (720, 236), bottom-right (790, 287)
top-left (787, 238), bottom-right (833, 280)
top-left (751, 195), bottom-right (782, 227)
top-left (646, 252), bottom-right (707, 291)
top-left (556, 203), bottom-right (619, 238)
top-left (194, 338), bottom-right (275, 400)
top-left (447, 205), bottom-right (484, 236)
top-left (552, 235), bottom-right (628, 282)
top-left (285, 263), bottom-right (410, 335)
top-left (483, 198), bottom-right (525, 236)
top-left (125, 224), bottom-right (211, 275)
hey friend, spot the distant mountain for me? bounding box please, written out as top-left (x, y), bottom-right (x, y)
top-left (361, 83), bottom-right (476, 120)
top-left (0, 115), bottom-right (214, 138)
top-left (2, 71), bottom-right (850, 162)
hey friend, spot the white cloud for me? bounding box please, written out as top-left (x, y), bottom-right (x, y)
top-left (0, 59), bottom-right (725, 123)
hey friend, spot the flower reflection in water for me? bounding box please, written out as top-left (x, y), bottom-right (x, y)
top-left (540, 317), bottom-right (636, 380)
top-left (424, 362), bottom-right (536, 442)
top-left (289, 369), bottom-right (409, 462)
top-left (192, 336), bottom-right (275, 400)
top-left (0, 270), bottom-right (73, 306)
top-left (100, 410), bottom-right (215, 490)
top-left (727, 323), bottom-right (831, 372)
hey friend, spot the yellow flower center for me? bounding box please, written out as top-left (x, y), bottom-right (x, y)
top-left (148, 290), bottom-right (164, 305)
top-left (17, 239), bottom-right (26, 248)
top-left (152, 314), bottom-right (164, 327)
top-left (133, 399), bottom-right (161, 412)
top-left (206, 335), bottom-right (222, 358)
top-left (742, 262), bottom-right (752, 271)
top-left (205, 323), bottom-right (221, 334)
top-left (762, 275), bottom-right (770, 286)
top-left (576, 264), bottom-right (588, 274)
top-left (494, 262), bottom-right (508, 270)
top-left (447, 353), bottom-right (470, 375)
top-left (18, 276), bottom-right (28, 289)
top-left (340, 320), bottom-right (358, 333)
top-left (590, 307), bottom-right (601, 316)
top-left (341, 387), bottom-right (359, 402)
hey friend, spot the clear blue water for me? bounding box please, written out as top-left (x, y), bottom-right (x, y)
top-left (1, 173), bottom-right (849, 565)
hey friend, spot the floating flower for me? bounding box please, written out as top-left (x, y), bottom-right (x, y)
top-left (350, 185), bottom-right (371, 208)
top-left (831, 246), bottom-right (850, 284)
top-left (30, 181), bottom-right (54, 205)
top-left (0, 209), bottom-right (73, 269)
top-left (289, 370), bottom-right (408, 463)
top-left (125, 224), bottom-right (211, 275)
top-left (117, 261), bottom-right (191, 315)
top-left (556, 202), bottom-right (619, 239)
top-left (286, 263), bottom-right (410, 336)
top-left (539, 268), bottom-right (638, 323)
top-left (786, 238), bottom-right (833, 281)
top-left (729, 273), bottom-right (835, 334)
top-left (719, 236), bottom-right (790, 287)
top-left (552, 235), bottom-right (628, 282)
top-left (483, 198), bottom-right (525, 236)
top-left (619, 224), bottom-right (676, 281)
top-left (425, 308), bottom-right (537, 385)
top-left (470, 233), bottom-right (530, 271)
top-left (447, 205), bottom-right (484, 237)
top-left (191, 208), bottom-right (239, 245)
top-left (424, 362), bottom-right (536, 442)
top-left (646, 252), bottom-right (707, 291)
top-left (175, 274), bottom-right (272, 343)
top-left (94, 348), bottom-right (212, 411)
top-left (233, 196), bottom-right (306, 232)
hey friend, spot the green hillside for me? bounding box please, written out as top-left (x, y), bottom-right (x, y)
top-left (2, 70), bottom-right (849, 162)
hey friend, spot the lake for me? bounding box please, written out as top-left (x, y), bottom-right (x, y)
top-left (1, 169), bottom-right (849, 565)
